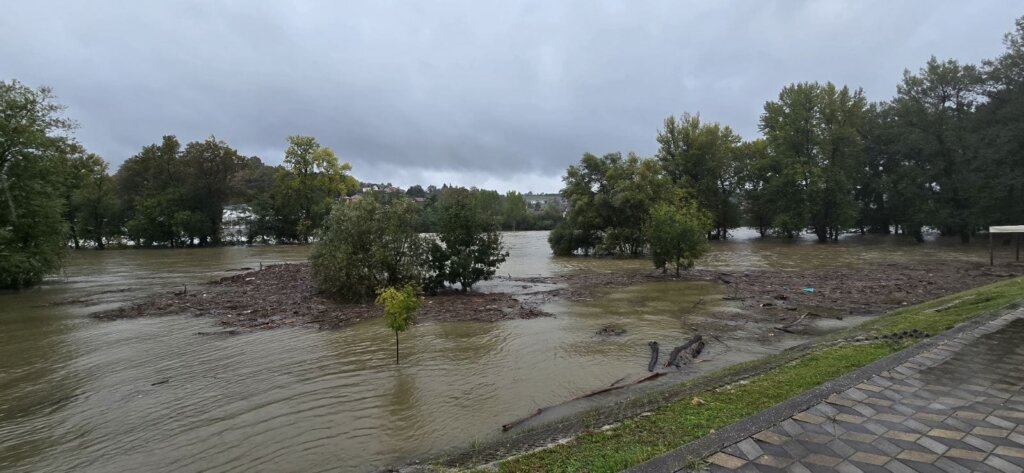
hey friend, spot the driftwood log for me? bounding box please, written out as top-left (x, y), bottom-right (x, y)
top-left (647, 341), bottom-right (660, 372)
top-left (665, 335), bottom-right (705, 368)
top-left (502, 408), bottom-right (545, 431)
top-left (775, 312), bottom-right (822, 334)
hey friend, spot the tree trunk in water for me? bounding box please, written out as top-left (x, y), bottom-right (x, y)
top-left (912, 226), bottom-right (924, 243)
top-left (395, 331), bottom-right (400, 364)
top-left (815, 227), bottom-right (828, 243)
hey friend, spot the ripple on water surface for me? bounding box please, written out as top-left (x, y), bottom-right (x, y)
top-left (0, 231), bottom-right (1011, 472)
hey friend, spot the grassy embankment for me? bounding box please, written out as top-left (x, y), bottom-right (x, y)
top-left (490, 277), bottom-right (1024, 473)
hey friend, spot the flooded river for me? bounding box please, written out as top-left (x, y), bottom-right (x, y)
top-left (0, 231), bottom-right (1013, 472)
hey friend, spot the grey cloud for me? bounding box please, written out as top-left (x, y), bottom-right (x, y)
top-left (1, 0), bottom-right (1018, 192)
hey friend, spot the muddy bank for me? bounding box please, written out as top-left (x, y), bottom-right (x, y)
top-left (93, 263), bottom-right (549, 329)
top-left (535, 260), bottom-right (1024, 326)
top-left (93, 258), bottom-right (1024, 332)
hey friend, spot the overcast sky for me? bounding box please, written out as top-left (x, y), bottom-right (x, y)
top-left (2, 1), bottom-right (1019, 192)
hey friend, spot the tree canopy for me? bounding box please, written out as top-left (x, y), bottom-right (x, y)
top-left (0, 80), bottom-right (75, 288)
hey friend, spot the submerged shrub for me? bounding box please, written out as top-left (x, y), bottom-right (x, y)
top-left (428, 187), bottom-right (508, 291)
top-left (311, 193), bottom-right (429, 301)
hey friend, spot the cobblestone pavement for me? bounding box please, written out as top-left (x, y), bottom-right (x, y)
top-left (706, 310), bottom-right (1024, 473)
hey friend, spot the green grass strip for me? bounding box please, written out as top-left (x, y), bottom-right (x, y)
top-left (495, 277), bottom-right (1024, 473)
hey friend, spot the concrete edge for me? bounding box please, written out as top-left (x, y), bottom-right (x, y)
top-left (624, 301), bottom-right (1024, 473)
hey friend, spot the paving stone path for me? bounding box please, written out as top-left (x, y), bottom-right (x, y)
top-left (706, 309), bottom-right (1024, 473)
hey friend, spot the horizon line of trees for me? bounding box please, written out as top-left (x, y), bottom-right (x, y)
top-left (6, 17), bottom-right (1024, 288)
top-left (550, 17), bottom-right (1024, 258)
top-left (0, 77), bottom-right (561, 288)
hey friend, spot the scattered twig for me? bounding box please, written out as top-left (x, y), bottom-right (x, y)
top-left (775, 311), bottom-right (813, 333)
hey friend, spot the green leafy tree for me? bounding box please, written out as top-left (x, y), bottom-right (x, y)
top-left (475, 189), bottom-right (503, 228)
top-left (405, 184), bottom-right (427, 198)
top-left (760, 82), bottom-right (867, 241)
top-left (430, 187), bottom-right (508, 291)
top-left (0, 80), bottom-right (75, 288)
top-left (552, 151), bottom-right (677, 256)
top-left (376, 284), bottom-right (421, 364)
top-left (656, 113), bottom-right (742, 239)
top-left (116, 136), bottom-right (186, 246)
top-left (229, 156), bottom-right (278, 205)
top-left (271, 135), bottom-right (357, 242)
top-left (645, 201), bottom-right (712, 276)
top-left (973, 18), bottom-right (1024, 228)
top-left (890, 58), bottom-right (982, 242)
top-left (62, 149), bottom-right (107, 248)
top-left (180, 136), bottom-right (243, 245)
top-left (69, 153), bottom-right (119, 248)
top-left (311, 193), bottom-right (430, 301)
top-left (855, 103), bottom-right (897, 235)
top-left (502, 190), bottom-right (528, 230)
top-left (737, 139), bottom-right (776, 237)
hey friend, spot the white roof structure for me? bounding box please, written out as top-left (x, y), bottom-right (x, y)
top-left (990, 225), bottom-right (1024, 233)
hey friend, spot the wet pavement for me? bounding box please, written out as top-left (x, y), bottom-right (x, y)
top-left (702, 309), bottom-right (1024, 473)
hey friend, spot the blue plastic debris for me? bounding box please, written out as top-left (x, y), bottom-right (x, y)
top-left (802, 287), bottom-right (815, 293)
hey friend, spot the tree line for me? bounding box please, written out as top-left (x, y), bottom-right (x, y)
top-left (0, 80), bottom-right (559, 288)
top-left (551, 17), bottom-right (1024, 259)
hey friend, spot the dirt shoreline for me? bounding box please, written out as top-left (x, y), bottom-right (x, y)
top-left (92, 263), bottom-right (550, 329)
top-left (93, 259), bottom-right (1023, 333)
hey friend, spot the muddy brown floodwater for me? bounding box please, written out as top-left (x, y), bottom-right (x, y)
top-left (1, 230), bottom-right (1022, 472)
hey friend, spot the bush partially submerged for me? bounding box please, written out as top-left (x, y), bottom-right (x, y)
top-left (428, 187), bottom-right (508, 292)
top-left (311, 188), bottom-right (509, 301)
top-left (311, 193), bottom-right (429, 301)
top-left (645, 201), bottom-right (711, 276)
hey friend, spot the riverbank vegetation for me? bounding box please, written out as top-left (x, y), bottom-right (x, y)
top-left (487, 277), bottom-right (1024, 472)
top-left (0, 82), bottom-right (559, 289)
top-left (311, 188), bottom-right (508, 301)
top-left (550, 18), bottom-right (1024, 257)
top-left (6, 18), bottom-right (1024, 289)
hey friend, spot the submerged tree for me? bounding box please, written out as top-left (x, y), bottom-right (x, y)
top-left (271, 135), bottom-right (357, 242)
top-left (737, 139), bottom-right (776, 237)
top-left (376, 284), bottom-right (421, 364)
top-left (68, 152), bottom-right (119, 248)
top-left (656, 113), bottom-right (742, 239)
top-left (891, 57), bottom-right (983, 242)
top-left (0, 80), bottom-right (75, 288)
top-left (760, 82), bottom-right (868, 241)
top-left (552, 151), bottom-right (676, 256)
top-left (502, 190), bottom-right (528, 230)
top-left (430, 187), bottom-right (508, 291)
top-left (311, 193), bottom-right (430, 301)
top-left (180, 136), bottom-right (244, 245)
top-left (646, 201), bottom-right (712, 276)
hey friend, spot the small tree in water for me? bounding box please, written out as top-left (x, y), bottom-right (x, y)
top-left (429, 187), bottom-right (508, 291)
top-left (376, 285), bottom-right (421, 364)
top-left (645, 201), bottom-right (712, 276)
